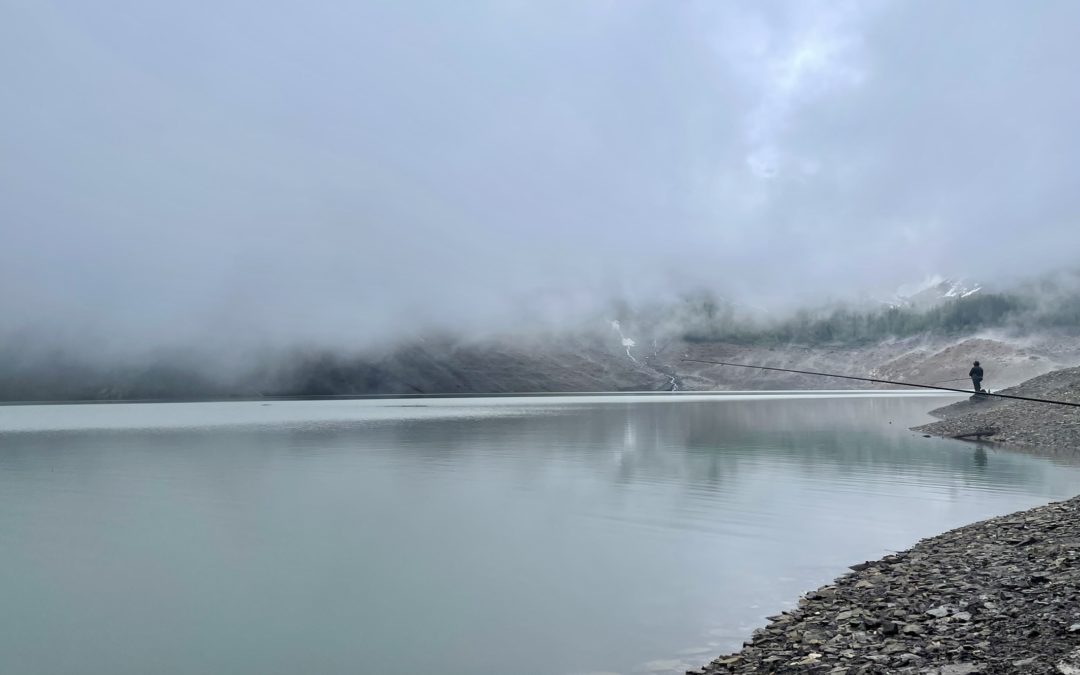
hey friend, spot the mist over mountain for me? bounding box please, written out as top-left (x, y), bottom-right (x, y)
top-left (3, 269), bottom-right (1079, 401)
top-left (4, 2), bottom-right (1080, 399)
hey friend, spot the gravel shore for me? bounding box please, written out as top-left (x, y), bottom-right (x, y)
top-left (693, 497), bottom-right (1080, 674)
top-left (691, 368), bottom-right (1080, 674)
top-left (913, 367), bottom-right (1080, 455)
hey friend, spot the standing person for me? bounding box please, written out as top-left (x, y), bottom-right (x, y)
top-left (969, 361), bottom-right (984, 392)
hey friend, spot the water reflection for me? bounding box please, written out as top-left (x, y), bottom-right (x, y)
top-left (1, 395), bottom-right (1078, 675)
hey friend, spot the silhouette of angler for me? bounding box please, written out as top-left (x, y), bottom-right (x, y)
top-left (969, 361), bottom-right (984, 392)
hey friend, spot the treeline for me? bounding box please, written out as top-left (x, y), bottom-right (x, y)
top-left (682, 292), bottom-right (1076, 345)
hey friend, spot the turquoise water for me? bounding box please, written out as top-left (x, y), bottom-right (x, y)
top-left (1, 393), bottom-right (1078, 675)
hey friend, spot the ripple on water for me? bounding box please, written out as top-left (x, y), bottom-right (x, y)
top-left (1, 394), bottom-right (1078, 675)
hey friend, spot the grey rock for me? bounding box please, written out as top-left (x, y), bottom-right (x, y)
top-left (929, 665), bottom-right (983, 675)
top-left (696, 491), bottom-right (1080, 675)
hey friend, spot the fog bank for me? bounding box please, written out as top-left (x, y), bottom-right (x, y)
top-left (4, 1), bottom-right (1080, 361)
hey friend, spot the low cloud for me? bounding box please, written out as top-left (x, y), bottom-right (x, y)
top-left (2, 1), bottom-right (1079, 362)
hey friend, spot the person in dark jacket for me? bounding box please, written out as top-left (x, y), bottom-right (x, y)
top-left (969, 361), bottom-right (984, 392)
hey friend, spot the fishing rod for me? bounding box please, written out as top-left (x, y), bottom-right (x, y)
top-left (930, 377), bottom-right (971, 385)
top-left (681, 358), bottom-right (1080, 409)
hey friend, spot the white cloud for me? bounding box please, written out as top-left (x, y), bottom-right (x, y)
top-left (1, 0), bottom-right (1079, 359)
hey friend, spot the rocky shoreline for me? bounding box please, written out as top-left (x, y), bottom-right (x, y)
top-left (691, 367), bottom-right (1080, 674)
top-left (913, 367), bottom-right (1080, 457)
top-left (692, 497), bottom-right (1080, 674)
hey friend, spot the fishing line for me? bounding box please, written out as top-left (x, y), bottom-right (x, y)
top-left (681, 359), bottom-right (1080, 409)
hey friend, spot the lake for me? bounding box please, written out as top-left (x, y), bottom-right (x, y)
top-left (2, 393), bottom-right (1078, 675)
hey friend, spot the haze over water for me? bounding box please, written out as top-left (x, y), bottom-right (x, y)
top-left (2, 393), bottom-right (1078, 675)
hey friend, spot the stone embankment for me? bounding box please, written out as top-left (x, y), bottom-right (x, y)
top-left (692, 367), bottom-right (1080, 674)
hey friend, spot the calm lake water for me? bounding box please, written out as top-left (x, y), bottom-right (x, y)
top-left (2, 393), bottom-right (1079, 675)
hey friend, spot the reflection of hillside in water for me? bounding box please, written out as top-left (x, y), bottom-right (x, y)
top-left (8, 397), bottom-right (1075, 494)
top-left (4, 396), bottom-right (1080, 675)
top-left (239, 396), bottom-right (1078, 497)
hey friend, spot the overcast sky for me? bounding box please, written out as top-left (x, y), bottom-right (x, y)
top-left (3, 1), bottom-right (1080, 356)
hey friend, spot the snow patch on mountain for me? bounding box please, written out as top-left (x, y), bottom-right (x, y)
top-left (609, 320), bottom-right (638, 362)
top-left (883, 276), bottom-right (982, 308)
